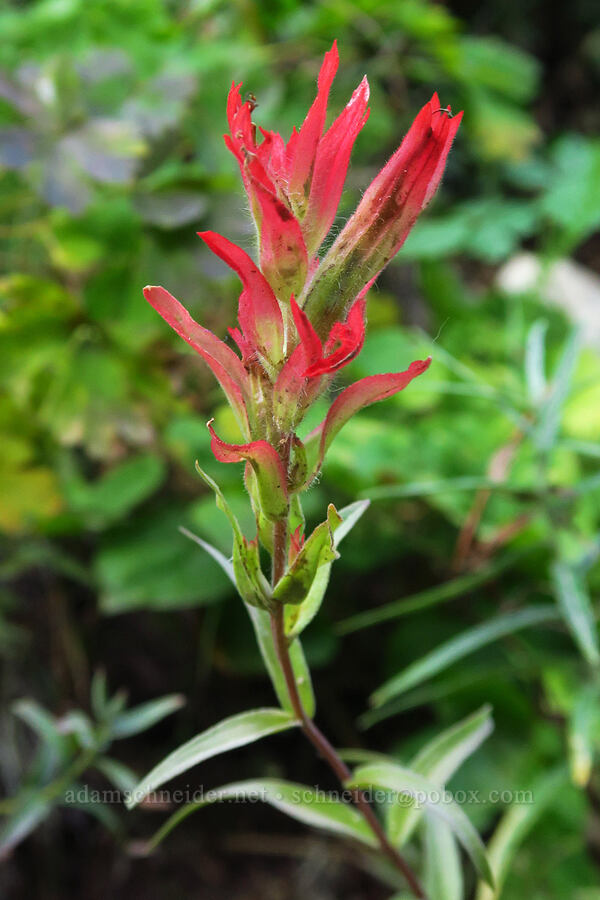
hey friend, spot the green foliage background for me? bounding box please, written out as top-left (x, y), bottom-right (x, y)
top-left (1, 1), bottom-right (600, 897)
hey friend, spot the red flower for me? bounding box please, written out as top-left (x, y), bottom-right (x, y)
top-left (225, 40), bottom-right (369, 262)
top-left (290, 295), bottom-right (366, 379)
top-left (302, 94), bottom-right (462, 335)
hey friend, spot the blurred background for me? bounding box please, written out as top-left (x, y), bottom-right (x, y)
top-left (1, 1), bottom-right (600, 898)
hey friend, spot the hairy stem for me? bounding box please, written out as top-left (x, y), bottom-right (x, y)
top-left (269, 600), bottom-right (425, 897)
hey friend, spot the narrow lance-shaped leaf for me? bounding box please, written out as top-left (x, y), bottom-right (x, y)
top-left (551, 560), bottom-right (600, 667)
top-left (475, 768), bottom-right (566, 900)
top-left (245, 603), bottom-right (316, 717)
top-left (273, 504), bottom-right (341, 605)
top-left (423, 813), bottom-right (463, 900)
top-left (568, 685), bottom-right (600, 787)
top-left (524, 319), bottom-right (548, 406)
top-left (371, 605), bottom-right (559, 708)
top-left (146, 778), bottom-right (377, 853)
top-left (111, 694), bottom-right (185, 740)
top-left (194, 462), bottom-right (271, 609)
top-left (533, 327), bottom-right (581, 451)
top-left (388, 705), bottom-right (494, 846)
top-left (126, 709), bottom-right (299, 810)
top-left (349, 762), bottom-right (494, 887)
top-left (285, 500), bottom-right (371, 640)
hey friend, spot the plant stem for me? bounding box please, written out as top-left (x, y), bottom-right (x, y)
top-left (269, 603), bottom-right (425, 898)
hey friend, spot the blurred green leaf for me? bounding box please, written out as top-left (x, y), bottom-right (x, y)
top-left (371, 606), bottom-right (558, 709)
top-left (111, 693), bottom-right (185, 740)
top-left (147, 778), bottom-right (377, 852)
top-left (551, 561), bottom-right (600, 667)
top-left (127, 710), bottom-right (299, 810)
top-left (349, 762), bottom-right (494, 886)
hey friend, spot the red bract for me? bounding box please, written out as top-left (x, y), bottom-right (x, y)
top-left (306, 357), bottom-right (433, 480)
top-left (198, 230), bottom-right (284, 367)
top-left (302, 94), bottom-right (462, 335)
top-left (225, 40), bottom-right (369, 260)
top-left (145, 44), bottom-right (460, 482)
top-left (290, 295), bottom-right (366, 378)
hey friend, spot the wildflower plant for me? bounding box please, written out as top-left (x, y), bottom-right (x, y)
top-left (128, 43), bottom-right (493, 897)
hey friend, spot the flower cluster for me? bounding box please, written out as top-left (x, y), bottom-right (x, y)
top-left (144, 41), bottom-right (461, 604)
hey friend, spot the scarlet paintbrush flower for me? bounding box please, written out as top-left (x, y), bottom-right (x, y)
top-left (290, 295), bottom-right (366, 378)
top-left (302, 94), bottom-right (462, 336)
top-left (225, 40), bottom-right (369, 267)
top-left (145, 45), bottom-right (458, 481)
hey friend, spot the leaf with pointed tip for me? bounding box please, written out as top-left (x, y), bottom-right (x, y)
top-left (551, 561), bottom-right (600, 667)
top-left (284, 500), bottom-right (371, 639)
top-left (193, 463), bottom-right (271, 609)
top-left (126, 709), bottom-right (298, 810)
top-left (475, 768), bottom-right (566, 900)
top-left (388, 705), bottom-right (494, 846)
top-left (274, 504), bottom-right (341, 606)
top-left (111, 694), bottom-right (185, 740)
top-left (423, 813), bottom-right (463, 900)
top-left (370, 605), bottom-right (558, 709)
top-left (147, 777), bottom-right (377, 852)
top-left (349, 763), bottom-right (494, 887)
top-left (179, 527), bottom-right (235, 585)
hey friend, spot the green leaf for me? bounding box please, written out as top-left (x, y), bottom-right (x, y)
top-left (285, 500), bottom-right (371, 640)
top-left (62, 453), bottom-right (166, 527)
top-left (111, 693), bottom-right (185, 740)
top-left (370, 606), bottom-right (558, 708)
top-left (245, 604), bottom-right (316, 717)
top-left (524, 320), bottom-right (548, 407)
top-left (551, 561), bottom-right (600, 667)
top-left (475, 768), bottom-right (567, 900)
top-left (195, 462), bottom-right (272, 610)
top-left (94, 757), bottom-right (139, 794)
top-left (333, 499), bottom-right (371, 548)
top-left (274, 504), bottom-right (341, 606)
top-left (568, 686), bottom-right (600, 787)
top-left (423, 813), bottom-right (463, 900)
top-left (349, 763), bottom-right (493, 887)
top-left (0, 793), bottom-right (51, 858)
top-left (147, 778), bottom-right (377, 851)
top-left (179, 527), bottom-right (235, 584)
top-left (388, 706), bottom-right (494, 846)
top-left (126, 709), bottom-right (299, 810)
top-left (97, 506), bottom-right (232, 613)
top-left (533, 329), bottom-right (581, 452)
top-left (12, 699), bottom-right (66, 754)
top-left (541, 136), bottom-right (600, 246)
top-left (337, 553), bottom-right (522, 634)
